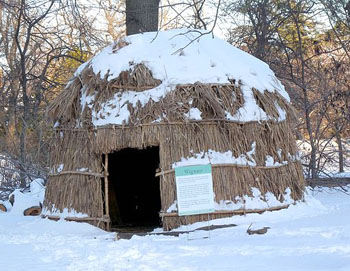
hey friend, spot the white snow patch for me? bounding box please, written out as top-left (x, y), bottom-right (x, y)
top-left (228, 85), bottom-right (269, 122)
top-left (323, 172), bottom-right (350, 178)
top-left (92, 84), bottom-right (173, 126)
top-left (0, 200), bottom-right (11, 212)
top-left (77, 168), bottom-right (90, 172)
top-left (184, 107), bottom-right (202, 120)
top-left (50, 164), bottom-right (64, 174)
top-left (80, 87), bottom-right (94, 113)
top-left (265, 155), bottom-right (288, 167)
top-left (9, 179), bottom-right (45, 215)
top-left (277, 148), bottom-right (282, 159)
top-left (74, 61), bottom-right (89, 76)
top-left (275, 101), bottom-right (287, 121)
top-left (172, 142), bottom-right (257, 168)
top-left (166, 201), bottom-right (178, 213)
top-left (56, 164), bottom-right (64, 173)
top-left (76, 29), bottom-right (290, 126)
top-left (41, 206), bottom-right (89, 218)
top-left (29, 178), bottom-right (45, 203)
top-left (288, 152), bottom-right (301, 162)
top-left (151, 116), bottom-right (162, 123)
top-left (168, 187), bottom-right (295, 213)
top-left (216, 187), bottom-right (294, 210)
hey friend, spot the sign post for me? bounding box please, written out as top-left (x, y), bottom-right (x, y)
top-left (175, 164), bottom-right (215, 216)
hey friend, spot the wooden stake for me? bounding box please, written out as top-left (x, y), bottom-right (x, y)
top-left (104, 154), bottom-right (111, 231)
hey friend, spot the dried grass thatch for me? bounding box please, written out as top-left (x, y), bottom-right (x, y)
top-left (44, 59), bottom-right (305, 231)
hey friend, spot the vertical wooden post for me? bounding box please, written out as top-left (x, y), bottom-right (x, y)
top-left (104, 154), bottom-right (110, 231)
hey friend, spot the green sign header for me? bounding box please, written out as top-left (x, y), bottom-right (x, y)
top-left (175, 164), bottom-right (212, 177)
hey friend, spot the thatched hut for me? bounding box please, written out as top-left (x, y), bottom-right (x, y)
top-left (43, 29), bottom-right (305, 231)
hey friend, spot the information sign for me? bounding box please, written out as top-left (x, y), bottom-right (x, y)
top-left (175, 164), bottom-right (215, 216)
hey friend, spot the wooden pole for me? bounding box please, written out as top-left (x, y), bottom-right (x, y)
top-left (104, 154), bottom-right (110, 231)
top-left (49, 171), bottom-right (105, 178)
top-left (155, 162), bottom-right (296, 177)
top-left (159, 205), bottom-right (290, 217)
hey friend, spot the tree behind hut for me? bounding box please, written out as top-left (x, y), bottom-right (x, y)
top-left (223, 0), bottom-right (350, 177)
top-left (126, 0), bottom-right (159, 35)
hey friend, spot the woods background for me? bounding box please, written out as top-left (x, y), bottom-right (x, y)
top-left (0, 0), bottom-right (349, 197)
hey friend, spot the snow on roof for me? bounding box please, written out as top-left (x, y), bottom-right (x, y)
top-left (77, 29), bottom-right (290, 126)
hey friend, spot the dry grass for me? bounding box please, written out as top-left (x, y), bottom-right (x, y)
top-left (44, 63), bottom-right (305, 230)
top-left (44, 130), bottom-right (103, 221)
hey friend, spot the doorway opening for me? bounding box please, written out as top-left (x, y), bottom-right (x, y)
top-left (107, 147), bottom-right (161, 231)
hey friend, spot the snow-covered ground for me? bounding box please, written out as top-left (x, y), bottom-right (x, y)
top-left (298, 139), bottom-right (350, 177)
top-left (1, 187), bottom-right (350, 271)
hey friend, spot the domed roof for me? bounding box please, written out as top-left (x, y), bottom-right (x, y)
top-left (77, 29), bottom-right (286, 93)
top-left (60, 29), bottom-right (291, 127)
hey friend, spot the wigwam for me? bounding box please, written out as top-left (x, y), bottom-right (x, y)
top-left (44, 29), bottom-right (304, 231)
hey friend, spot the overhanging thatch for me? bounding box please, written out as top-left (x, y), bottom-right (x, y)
top-left (44, 30), bottom-right (305, 231)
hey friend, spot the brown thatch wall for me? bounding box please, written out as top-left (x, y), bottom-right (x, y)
top-left (44, 64), bottom-right (305, 231)
top-left (93, 121), bottom-right (304, 230)
top-left (44, 130), bottom-right (104, 226)
top-left (44, 119), bottom-right (304, 230)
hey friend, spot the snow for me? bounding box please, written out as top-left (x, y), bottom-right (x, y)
top-left (41, 206), bottom-right (89, 218)
top-left (8, 178), bottom-right (45, 215)
top-left (172, 142), bottom-right (257, 168)
top-left (87, 30), bottom-right (286, 95)
top-left (215, 187), bottom-right (294, 210)
top-left (275, 101), bottom-right (287, 121)
top-left (184, 108), bottom-right (202, 120)
top-left (77, 168), bottom-right (90, 172)
top-left (1, 187), bottom-right (350, 270)
top-left (29, 179), bottom-right (45, 202)
top-left (77, 29), bottom-right (290, 126)
top-left (265, 155), bottom-right (288, 167)
top-left (0, 200), bottom-right (11, 212)
top-left (80, 86), bottom-right (94, 113)
top-left (2, 179), bottom-right (88, 219)
top-left (57, 164), bottom-right (63, 172)
top-left (50, 164), bottom-right (64, 174)
top-left (326, 172), bottom-right (350, 178)
top-left (298, 139), bottom-right (350, 177)
top-left (167, 187), bottom-right (294, 213)
top-left (227, 85), bottom-right (270, 122)
top-left (166, 201), bottom-right (178, 213)
top-left (91, 84), bottom-right (173, 126)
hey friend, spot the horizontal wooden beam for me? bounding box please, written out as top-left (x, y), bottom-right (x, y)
top-left (42, 214), bottom-right (110, 223)
top-left (48, 171), bottom-right (106, 178)
top-left (160, 205), bottom-right (289, 217)
top-left (53, 118), bottom-right (287, 131)
top-left (156, 162), bottom-right (297, 177)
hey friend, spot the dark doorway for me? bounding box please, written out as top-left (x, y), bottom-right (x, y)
top-left (107, 147), bottom-right (161, 230)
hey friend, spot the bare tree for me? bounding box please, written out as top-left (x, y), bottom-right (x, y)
top-left (126, 0), bottom-right (159, 35)
top-left (0, 0), bottom-right (94, 187)
top-left (318, 0), bottom-right (350, 58)
top-left (223, 0), bottom-right (350, 177)
top-left (160, 0), bottom-right (219, 31)
top-left (222, 0), bottom-right (290, 62)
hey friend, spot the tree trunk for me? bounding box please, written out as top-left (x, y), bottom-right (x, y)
top-left (335, 130), bottom-right (344, 173)
top-left (126, 0), bottom-right (159, 35)
top-left (19, 126), bottom-right (27, 188)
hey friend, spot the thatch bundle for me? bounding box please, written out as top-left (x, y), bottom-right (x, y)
top-left (44, 29), bottom-right (304, 231)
